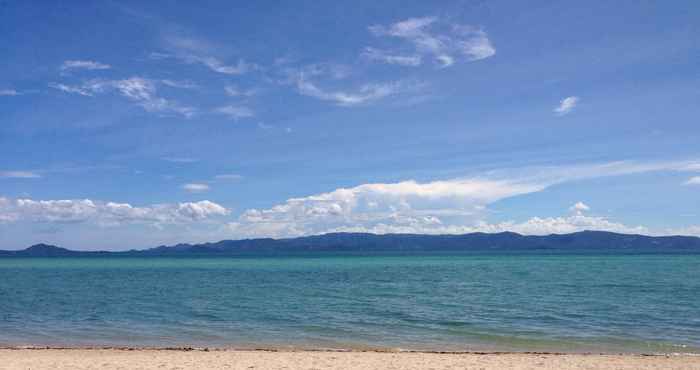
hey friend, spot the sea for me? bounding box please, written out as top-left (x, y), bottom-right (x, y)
top-left (1, 253), bottom-right (699, 353)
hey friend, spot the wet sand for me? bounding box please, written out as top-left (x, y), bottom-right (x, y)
top-left (1, 349), bottom-right (699, 370)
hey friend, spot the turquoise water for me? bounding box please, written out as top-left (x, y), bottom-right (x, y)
top-left (0, 254), bottom-right (699, 353)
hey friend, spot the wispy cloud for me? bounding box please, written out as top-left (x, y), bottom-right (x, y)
top-left (0, 89), bottom-right (20, 96)
top-left (294, 73), bottom-right (418, 107)
top-left (367, 17), bottom-right (495, 68)
top-left (112, 77), bottom-right (196, 117)
top-left (49, 82), bottom-right (97, 96)
top-left (224, 85), bottom-right (259, 97)
top-left (684, 176), bottom-right (700, 186)
top-left (0, 171), bottom-right (41, 179)
top-left (155, 34), bottom-right (256, 75)
top-left (215, 105), bottom-right (254, 120)
top-left (60, 60), bottom-right (111, 71)
top-left (190, 55), bottom-right (252, 75)
top-left (49, 78), bottom-right (196, 118)
top-left (361, 47), bottom-right (422, 66)
top-left (554, 96), bottom-right (579, 115)
top-left (160, 79), bottom-right (198, 89)
top-left (182, 183), bottom-right (210, 193)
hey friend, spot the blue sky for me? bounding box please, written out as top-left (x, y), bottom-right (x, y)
top-left (1, 1), bottom-right (699, 250)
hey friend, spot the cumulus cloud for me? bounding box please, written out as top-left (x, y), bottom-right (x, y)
top-left (60, 60), bottom-right (111, 71)
top-left (460, 201), bottom-right (646, 236)
top-left (667, 225), bottom-right (700, 236)
top-left (228, 191), bottom-right (648, 238)
top-left (569, 201), bottom-right (590, 214)
top-left (4, 160), bottom-right (700, 242)
top-left (49, 78), bottom-right (196, 117)
top-left (0, 171), bottom-right (41, 179)
top-left (554, 96), bottom-right (579, 115)
top-left (367, 17), bottom-right (495, 67)
top-left (683, 176), bottom-right (700, 186)
top-left (228, 178), bottom-right (545, 237)
top-left (182, 183), bottom-right (210, 193)
top-left (0, 198), bottom-right (228, 226)
top-left (215, 105), bottom-right (254, 120)
top-left (464, 212), bottom-right (648, 236)
top-left (225, 159), bottom-right (700, 238)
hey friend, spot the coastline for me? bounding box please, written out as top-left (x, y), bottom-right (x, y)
top-left (2, 345), bottom-right (699, 355)
top-left (1, 348), bottom-right (699, 370)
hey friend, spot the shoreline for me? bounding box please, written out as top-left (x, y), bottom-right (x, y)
top-left (1, 348), bottom-right (699, 370)
top-left (1, 345), bottom-right (699, 356)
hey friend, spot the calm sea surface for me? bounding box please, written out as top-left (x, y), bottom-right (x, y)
top-left (1, 254), bottom-right (699, 353)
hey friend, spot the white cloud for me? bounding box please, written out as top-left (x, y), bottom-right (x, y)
top-left (215, 105), bottom-right (254, 120)
top-left (225, 159), bottom-right (700, 238)
top-left (465, 213), bottom-right (648, 236)
top-left (4, 160), bottom-right (700, 241)
top-left (295, 75), bottom-right (412, 106)
top-left (0, 198), bottom-right (229, 226)
top-left (683, 176), bottom-right (700, 186)
top-left (452, 26), bottom-right (496, 61)
top-left (153, 51), bottom-right (253, 76)
top-left (224, 85), bottom-right (258, 97)
top-left (112, 77), bottom-right (196, 117)
top-left (367, 17), bottom-right (495, 67)
top-left (158, 34), bottom-right (256, 75)
top-left (436, 54), bottom-right (455, 68)
top-left (229, 178), bottom-right (544, 237)
top-left (60, 60), bottom-right (111, 71)
top-left (667, 225), bottom-right (700, 236)
top-left (369, 16), bottom-right (441, 51)
top-left (278, 63), bottom-right (422, 107)
top-left (49, 82), bottom-right (97, 96)
top-left (0, 89), bottom-right (19, 96)
top-left (49, 78), bottom-right (196, 118)
top-left (280, 63), bottom-right (351, 83)
top-left (0, 171), bottom-right (41, 179)
top-left (361, 47), bottom-right (422, 66)
top-left (182, 183), bottom-right (210, 193)
top-left (554, 96), bottom-right (579, 115)
top-left (186, 55), bottom-right (252, 75)
top-left (569, 201), bottom-right (590, 214)
top-left (160, 79), bottom-right (198, 89)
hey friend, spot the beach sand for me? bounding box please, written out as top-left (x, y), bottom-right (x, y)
top-left (1, 349), bottom-right (699, 370)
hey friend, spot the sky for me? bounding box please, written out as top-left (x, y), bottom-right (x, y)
top-left (1, 1), bottom-right (699, 250)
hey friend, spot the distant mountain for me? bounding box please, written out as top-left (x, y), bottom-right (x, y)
top-left (2, 231), bottom-right (700, 257)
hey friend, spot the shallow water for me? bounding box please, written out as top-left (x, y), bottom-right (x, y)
top-left (0, 254), bottom-right (698, 353)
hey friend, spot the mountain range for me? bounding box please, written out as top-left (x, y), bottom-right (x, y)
top-left (1, 231), bottom-right (700, 257)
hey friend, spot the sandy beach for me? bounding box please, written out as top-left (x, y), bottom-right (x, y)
top-left (1, 349), bottom-right (699, 370)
